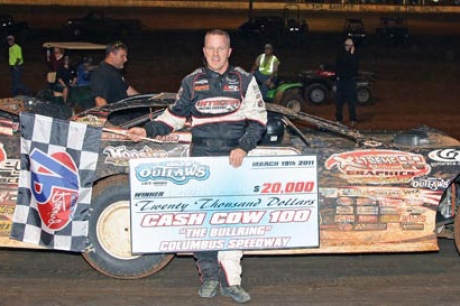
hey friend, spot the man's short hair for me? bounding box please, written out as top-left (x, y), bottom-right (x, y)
top-left (204, 29), bottom-right (231, 47)
top-left (105, 41), bottom-right (128, 57)
top-left (6, 35), bottom-right (14, 41)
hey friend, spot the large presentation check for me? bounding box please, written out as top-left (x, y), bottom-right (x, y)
top-left (129, 155), bottom-right (319, 253)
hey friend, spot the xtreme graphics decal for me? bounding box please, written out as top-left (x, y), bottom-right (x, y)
top-left (325, 149), bottom-right (431, 184)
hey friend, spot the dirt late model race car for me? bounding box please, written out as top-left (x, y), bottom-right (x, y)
top-left (0, 93), bottom-right (460, 279)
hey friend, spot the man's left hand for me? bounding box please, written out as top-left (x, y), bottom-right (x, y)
top-left (229, 148), bottom-right (247, 168)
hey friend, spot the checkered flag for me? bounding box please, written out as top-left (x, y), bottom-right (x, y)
top-left (10, 112), bottom-right (102, 251)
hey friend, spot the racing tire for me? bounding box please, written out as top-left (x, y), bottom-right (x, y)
top-left (82, 175), bottom-right (174, 279)
top-left (280, 90), bottom-right (304, 113)
top-left (305, 84), bottom-right (328, 105)
top-left (357, 85), bottom-right (373, 106)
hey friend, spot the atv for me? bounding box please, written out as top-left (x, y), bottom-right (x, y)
top-left (264, 81), bottom-right (306, 113)
top-left (296, 63), bottom-right (375, 106)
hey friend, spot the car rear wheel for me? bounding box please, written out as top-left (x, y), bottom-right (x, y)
top-left (280, 90), bottom-right (304, 113)
top-left (82, 175), bottom-right (174, 279)
top-left (357, 85), bottom-right (373, 106)
top-left (305, 84), bottom-right (328, 105)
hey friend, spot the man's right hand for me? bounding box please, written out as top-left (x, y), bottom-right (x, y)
top-left (128, 127), bottom-right (147, 142)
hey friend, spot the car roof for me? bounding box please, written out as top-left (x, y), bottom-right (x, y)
top-left (345, 18), bottom-right (364, 23)
top-left (42, 42), bottom-right (107, 50)
top-left (381, 16), bottom-right (407, 20)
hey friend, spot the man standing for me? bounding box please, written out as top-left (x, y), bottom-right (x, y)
top-left (7, 35), bottom-right (30, 96)
top-left (128, 29), bottom-right (267, 304)
top-left (251, 43), bottom-right (280, 100)
top-left (91, 41), bottom-right (139, 107)
top-left (335, 38), bottom-right (359, 126)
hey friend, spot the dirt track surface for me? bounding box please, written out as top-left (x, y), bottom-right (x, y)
top-left (1, 6), bottom-right (460, 306)
top-left (1, 239), bottom-right (460, 306)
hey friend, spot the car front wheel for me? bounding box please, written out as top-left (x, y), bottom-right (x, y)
top-left (82, 175), bottom-right (174, 279)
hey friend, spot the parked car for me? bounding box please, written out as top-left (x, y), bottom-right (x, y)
top-left (64, 11), bottom-right (143, 39)
top-left (237, 16), bottom-right (285, 40)
top-left (237, 3), bottom-right (308, 47)
top-left (1, 95), bottom-right (460, 279)
top-left (342, 18), bottom-right (366, 45)
top-left (296, 63), bottom-right (374, 105)
top-left (0, 14), bottom-right (28, 43)
top-left (376, 16), bottom-right (409, 45)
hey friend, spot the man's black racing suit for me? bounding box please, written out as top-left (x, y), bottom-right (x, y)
top-left (144, 65), bottom-right (267, 154)
top-left (143, 65), bottom-right (267, 287)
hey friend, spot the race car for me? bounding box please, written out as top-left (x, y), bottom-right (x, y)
top-left (0, 93), bottom-right (459, 280)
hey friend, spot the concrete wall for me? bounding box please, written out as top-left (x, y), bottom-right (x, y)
top-left (1, 0), bottom-right (460, 13)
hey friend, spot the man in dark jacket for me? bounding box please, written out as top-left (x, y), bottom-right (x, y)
top-left (335, 38), bottom-right (359, 126)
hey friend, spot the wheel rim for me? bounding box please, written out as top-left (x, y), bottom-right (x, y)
top-left (96, 200), bottom-right (140, 260)
top-left (358, 89), bottom-right (370, 104)
top-left (311, 89), bottom-right (325, 103)
top-left (285, 100), bottom-right (301, 113)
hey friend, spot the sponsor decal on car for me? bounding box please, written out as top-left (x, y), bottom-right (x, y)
top-left (325, 149), bottom-right (431, 184)
top-left (411, 177), bottom-right (449, 190)
top-left (73, 114), bottom-right (106, 127)
top-left (103, 146), bottom-right (169, 166)
top-left (428, 148), bottom-right (460, 165)
top-left (0, 119), bottom-right (17, 136)
top-left (103, 145), bottom-right (190, 167)
top-left (336, 206), bottom-right (354, 214)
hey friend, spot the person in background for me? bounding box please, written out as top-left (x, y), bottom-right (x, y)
top-left (47, 46), bottom-right (65, 72)
top-left (45, 46), bottom-right (66, 89)
top-left (335, 38), bottom-right (359, 126)
top-left (90, 40), bottom-right (139, 107)
top-left (55, 60), bottom-right (77, 105)
top-left (128, 29), bottom-right (267, 304)
top-left (250, 43), bottom-right (280, 100)
top-left (7, 35), bottom-right (31, 96)
top-left (76, 57), bottom-right (94, 86)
